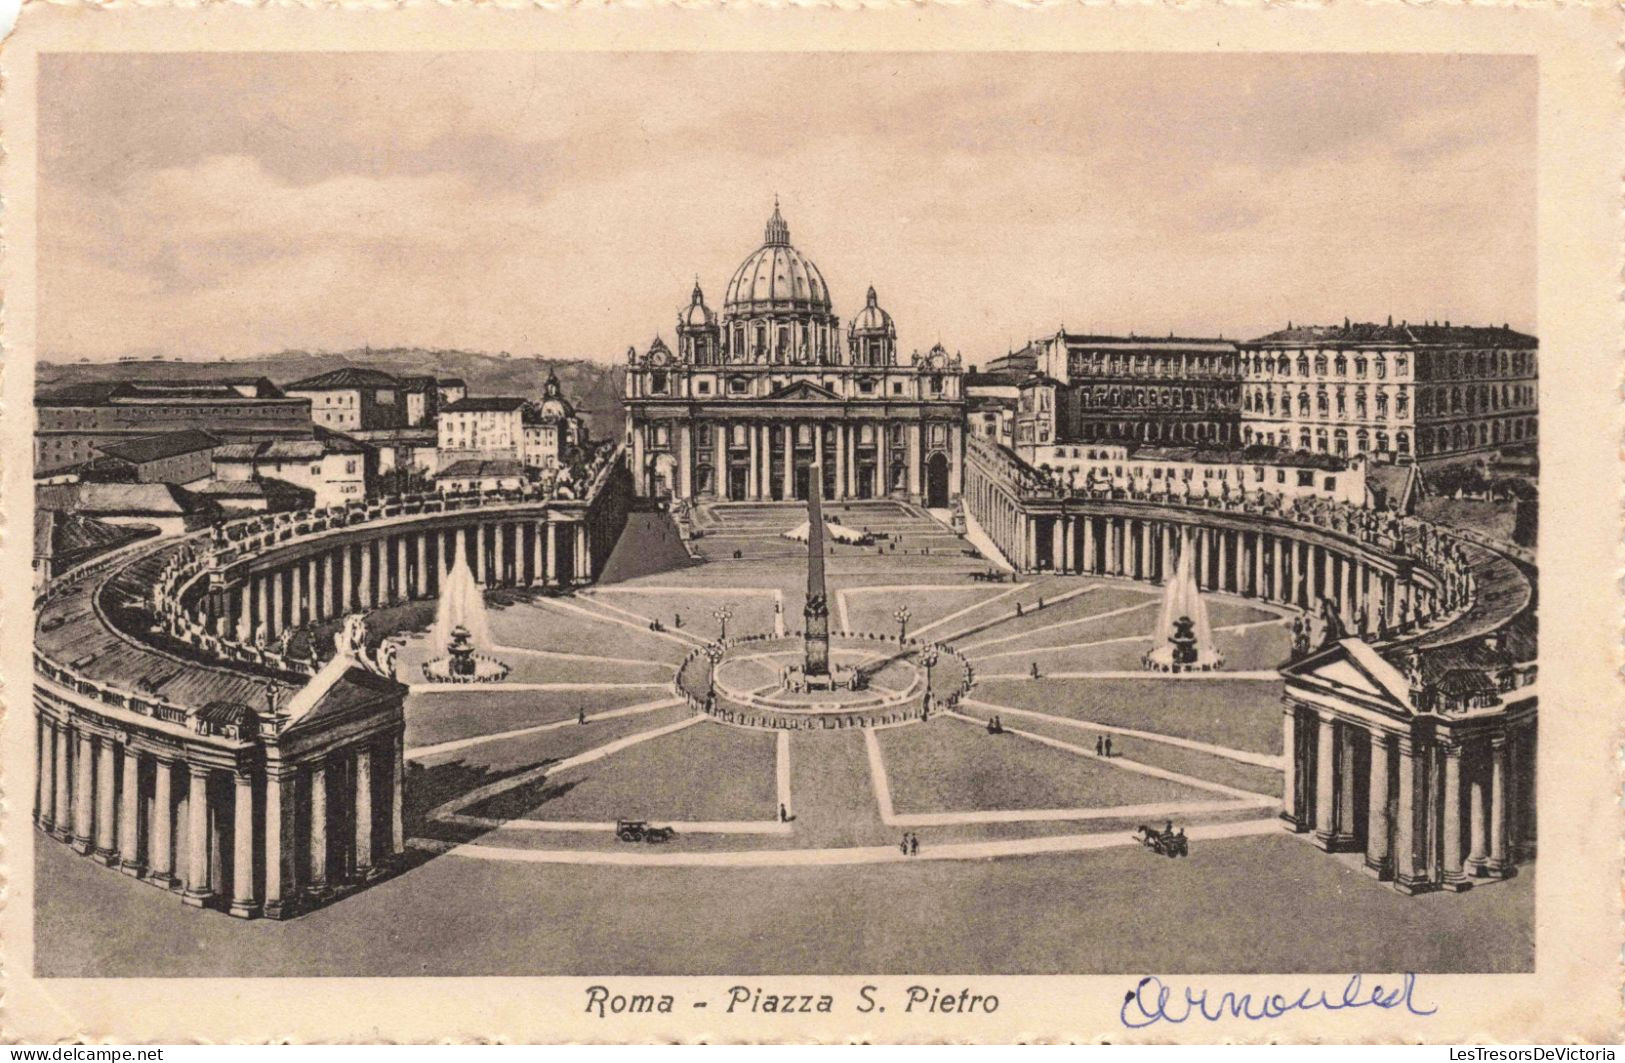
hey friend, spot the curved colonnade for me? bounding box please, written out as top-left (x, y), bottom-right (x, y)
top-left (32, 452), bottom-right (632, 919)
top-left (964, 433), bottom-right (1538, 895)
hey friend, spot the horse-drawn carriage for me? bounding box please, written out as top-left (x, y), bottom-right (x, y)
top-left (616, 819), bottom-right (676, 844)
top-left (1134, 824), bottom-right (1188, 858)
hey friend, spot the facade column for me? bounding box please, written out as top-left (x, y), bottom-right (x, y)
top-left (238, 585), bottom-right (254, 640)
top-left (118, 745), bottom-right (142, 875)
top-left (878, 428), bottom-right (891, 497)
top-left (545, 522), bottom-right (559, 584)
top-left (1442, 742), bottom-right (1469, 890)
top-left (833, 424), bottom-right (846, 500)
top-left (1060, 515), bottom-right (1074, 574)
top-left (182, 763), bottom-right (212, 906)
top-left (712, 423), bottom-right (727, 500)
top-left (262, 770), bottom-right (294, 918)
top-left (340, 545), bottom-right (354, 612)
top-left (746, 423), bottom-right (759, 499)
top-left (493, 524), bottom-right (507, 587)
top-left (1050, 519), bottom-right (1064, 574)
top-left (1280, 707), bottom-right (1301, 829)
top-left (470, 527), bottom-right (485, 585)
top-left (679, 422), bottom-right (694, 500)
top-left (576, 523), bottom-right (590, 581)
top-left (907, 423), bottom-right (922, 501)
top-left (1486, 736), bottom-right (1509, 876)
top-left (308, 760), bottom-right (329, 896)
top-left (1217, 530), bottom-right (1230, 591)
top-left (229, 772), bottom-right (257, 917)
top-left (148, 757), bottom-right (175, 887)
top-left (72, 729), bottom-right (95, 853)
top-left (1025, 519), bottom-right (1037, 573)
top-left (396, 534), bottom-right (410, 599)
top-left (1082, 517), bottom-right (1096, 575)
top-left (416, 532), bottom-right (429, 597)
top-left (355, 744), bottom-right (376, 878)
top-left (1312, 712), bottom-right (1337, 850)
top-left (1364, 728), bottom-right (1393, 879)
top-left (322, 552), bottom-right (336, 618)
top-left (1253, 533), bottom-right (1267, 598)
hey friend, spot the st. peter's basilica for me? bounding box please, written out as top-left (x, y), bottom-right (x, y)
top-left (623, 204), bottom-right (966, 507)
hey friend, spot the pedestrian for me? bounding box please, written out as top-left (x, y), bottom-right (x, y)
top-left (1016, 602), bottom-right (1024, 617)
top-left (1104, 735), bottom-right (1113, 757)
top-left (1095, 734), bottom-right (1104, 756)
top-left (1030, 661), bottom-right (1040, 679)
top-left (900, 835), bottom-right (909, 856)
top-left (674, 612), bottom-right (682, 629)
top-left (909, 834), bottom-right (919, 857)
top-left (780, 803), bottom-right (789, 822)
top-left (1037, 596), bottom-right (1044, 609)
top-left (578, 707), bottom-right (587, 725)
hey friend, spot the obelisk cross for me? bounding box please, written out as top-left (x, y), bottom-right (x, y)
top-left (803, 463), bottom-right (831, 677)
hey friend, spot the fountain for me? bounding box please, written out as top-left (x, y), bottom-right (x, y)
top-left (1142, 527), bottom-right (1224, 673)
top-left (422, 533), bottom-right (510, 683)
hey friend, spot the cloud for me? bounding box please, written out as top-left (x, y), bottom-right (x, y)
top-left (38, 52), bottom-right (1535, 364)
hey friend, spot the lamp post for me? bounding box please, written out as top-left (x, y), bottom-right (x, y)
top-left (714, 605), bottom-right (734, 642)
top-left (705, 642), bottom-right (726, 698)
top-left (894, 606), bottom-right (912, 645)
top-left (921, 647), bottom-right (939, 715)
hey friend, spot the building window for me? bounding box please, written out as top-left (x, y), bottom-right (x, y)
top-left (1297, 470), bottom-right (1314, 487)
top-left (696, 380), bottom-right (712, 395)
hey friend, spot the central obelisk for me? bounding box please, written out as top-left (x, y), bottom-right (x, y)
top-left (803, 463), bottom-right (831, 678)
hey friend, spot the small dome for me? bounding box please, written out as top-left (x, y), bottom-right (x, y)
top-left (680, 280), bottom-right (716, 328)
top-left (849, 286), bottom-right (894, 336)
top-left (723, 203), bottom-right (832, 315)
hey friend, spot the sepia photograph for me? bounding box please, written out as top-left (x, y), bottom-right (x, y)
top-left (3, 6), bottom-right (1618, 1044)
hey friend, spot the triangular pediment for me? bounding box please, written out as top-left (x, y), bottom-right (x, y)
top-left (1282, 637), bottom-right (1416, 715)
top-left (767, 380), bottom-right (841, 402)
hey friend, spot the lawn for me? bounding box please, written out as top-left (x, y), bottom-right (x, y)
top-left (492, 720), bottom-right (778, 823)
top-left (971, 676), bottom-right (1286, 756)
top-left (876, 717), bottom-right (1219, 814)
top-left (404, 686), bottom-right (678, 748)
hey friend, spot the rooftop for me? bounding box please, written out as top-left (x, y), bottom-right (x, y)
top-left (285, 367), bottom-right (401, 390)
top-left (438, 458), bottom-right (527, 479)
top-left (443, 396), bottom-right (530, 414)
top-left (95, 429), bottom-right (220, 465)
top-left (36, 481), bottom-right (210, 517)
top-left (1245, 321), bottom-right (1538, 349)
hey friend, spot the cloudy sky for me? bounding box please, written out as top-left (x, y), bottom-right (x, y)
top-left (39, 52), bottom-right (1535, 366)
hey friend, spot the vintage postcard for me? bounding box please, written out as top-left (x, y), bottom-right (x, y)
top-left (0, 2), bottom-right (1619, 1045)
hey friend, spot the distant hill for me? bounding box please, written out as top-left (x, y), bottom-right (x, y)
top-left (37, 348), bottom-right (627, 434)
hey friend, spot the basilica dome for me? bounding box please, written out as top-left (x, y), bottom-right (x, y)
top-left (723, 204), bottom-right (832, 316)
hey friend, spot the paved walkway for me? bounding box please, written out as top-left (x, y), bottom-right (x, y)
top-left (968, 617), bottom-right (1286, 664)
top-left (410, 680), bottom-right (671, 695)
top-left (932, 584), bottom-right (1102, 646)
top-left (534, 595), bottom-right (702, 650)
top-left (565, 594), bottom-right (710, 647)
top-left (974, 669), bottom-right (1281, 682)
top-left (909, 582), bottom-right (1029, 640)
top-left (409, 816), bottom-right (1282, 868)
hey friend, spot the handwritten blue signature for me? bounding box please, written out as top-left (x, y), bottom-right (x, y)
top-left (1120, 973), bottom-right (1437, 1028)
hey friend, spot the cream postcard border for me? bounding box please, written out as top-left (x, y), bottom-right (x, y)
top-left (0, 2), bottom-right (1618, 1044)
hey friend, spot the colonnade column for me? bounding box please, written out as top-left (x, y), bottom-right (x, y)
top-left (354, 745), bottom-right (375, 880)
top-left (72, 729), bottom-right (94, 853)
top-left (1441, 742), bottom-right (1468, 890)
top-left (545, 523), bottom-right (559, 584)
top-left (229, 772), bottom-right (257, 918)
top-left (391, 732), bottom-right (406, 856)
top-left (396, 534), bottom-right (410, 600)
top-left (783, 425), bottom-right (795, 501)
top-left (340, 545), bottom-right (354, 613)
top-left (1391, 735), bottom-right (1423, 892)
top-left (416, 532), bottom-right (429, 597)
top-left (493, 525), bottom-right (507, 587)
top-left (182, 764), bottom-right (212, 906)
top-left (263, 769), bottom-right (295, 919)
top-left (148, 757), bottom-right (175, 888)
top-left (1280, 708), bottom-right (1301, 829)
top-left (1486, 736), bottom-right (1509, 877)
top-left (1364, 729), bottom-right (1392, 879)
top-left (118, 745), bottom-right (142, 875)
top-left (1082, 517), bottom-right (1096, 575)
top-left (1050, 520), bottom-right (1064, 574)
top-left (308, 760), bottom-right (329, 896)
top-left (1466, 750), bottom-right (1489, 877)
top-left (53, 722), bottom-right (72, 840)
top-left (1312, 712), bottom-right (1337, 850)
top-left (359, 542), bottom-right (374, 606)
top-left (36, 717), bottom-right (55, 832)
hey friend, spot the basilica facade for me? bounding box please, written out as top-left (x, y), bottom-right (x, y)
top-left (624, 206), bottom-right (965, 507)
